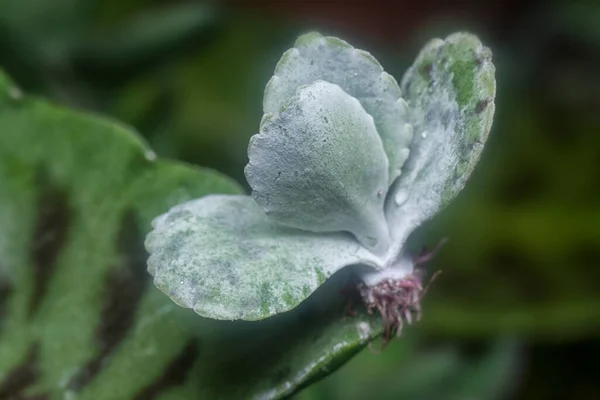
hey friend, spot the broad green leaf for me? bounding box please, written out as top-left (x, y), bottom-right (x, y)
top-left (0, 70), bottom-right (384, 399)
top-left (247, 80), bottom-right (390, 252)
top-left (146, 194), bottom-right (381, 320)
top-left (263, 32), bottom-right (413, 184)
top-left (386, 33), bottom-right (496, 248)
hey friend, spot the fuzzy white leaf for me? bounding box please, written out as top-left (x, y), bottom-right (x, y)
top-left (264, 32), bottom-right (413, 183)
top-left (386, 33), bottom-right (496, 250)
top-left (246, 80), bottom-right (390, 252)
top-left (145, 195), bottom-right (382, 321)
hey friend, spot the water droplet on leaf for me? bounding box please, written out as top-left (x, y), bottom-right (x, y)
top-left (394, 189), bottom-right (409, 206)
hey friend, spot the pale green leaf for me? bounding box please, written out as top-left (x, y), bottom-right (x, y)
top-left (146, 194), bottom-right (382, 321)
top-left (263, 32), bottom-right (413, 183)
top-left (246, 80), bottom-right (390, 252)
top-left (386, 32), bottom-right (496, 247)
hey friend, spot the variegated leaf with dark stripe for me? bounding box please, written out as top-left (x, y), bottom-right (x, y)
top-left (0, 70), bottom-right (383, 400)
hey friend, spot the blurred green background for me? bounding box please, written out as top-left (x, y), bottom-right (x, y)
top-left (1, 0), bottom-right (599, 398)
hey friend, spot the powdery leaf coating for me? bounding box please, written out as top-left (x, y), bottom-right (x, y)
top-left (146, 195), bottom-right (382, 321)
top-left (386, 33), bottom-right (496, 248)
top-left (263, 32), bottom-right (413, 183)
top-left (145, 31), bottom-right (496, 327)
top-left (246, 80), bottom-right (390, 252)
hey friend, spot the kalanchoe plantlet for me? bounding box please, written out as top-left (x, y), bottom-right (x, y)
top-left (145, 32), bottom-right (496, 339)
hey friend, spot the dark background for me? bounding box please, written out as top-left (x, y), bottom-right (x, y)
top-left (1, 0), bottom-right (598, 398)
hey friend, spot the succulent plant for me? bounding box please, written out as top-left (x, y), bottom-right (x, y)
top-left (145, 31), bottom-right (496, 339)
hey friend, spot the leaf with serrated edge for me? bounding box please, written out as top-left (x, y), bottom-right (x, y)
top-left (385, 33), bottom-right (496, 252)
top-left (264, 32), bottom-right (413, 183)
top-left (146, 194), bottom-right (382, 320)
top-left (247, 80), bottom-right (390, 252)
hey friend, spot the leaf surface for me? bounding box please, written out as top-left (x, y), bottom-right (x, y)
top-left (263, 32), bottom-right (413, 183)
top-left (247, 80), bottom-right (390, 251)
top-left (147, 194), bottom-right (381, 321)
top-left (387, 33), bottom-right (496, 249)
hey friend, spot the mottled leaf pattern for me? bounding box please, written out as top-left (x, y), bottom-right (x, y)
top-left (147, 195), bottom-right (381, 320)
top-left (386, 33), bottom-right (496, 250)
